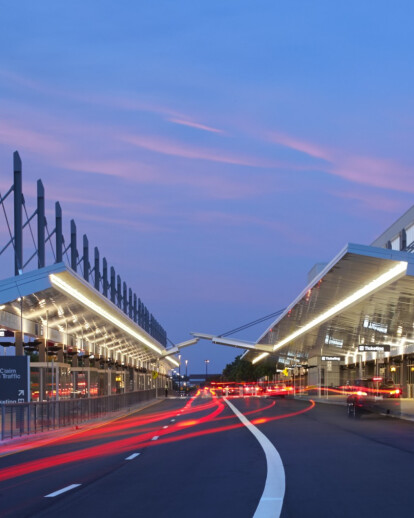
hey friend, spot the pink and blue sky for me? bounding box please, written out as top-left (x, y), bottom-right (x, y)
top-left (1, 1), bottom-right (413, 372)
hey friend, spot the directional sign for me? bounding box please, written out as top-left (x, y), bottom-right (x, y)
top-left (358, 345), bottom-right (390, 353)
top-left (0, 356), bottom-right (30, 404)
top-left (321, 355), bottom-right (344, 362)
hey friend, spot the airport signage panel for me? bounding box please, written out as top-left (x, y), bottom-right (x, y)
top-left (358, 345), bottom-right (390, 352)
top-left (0, 356), bottom-right (30, 404)
top-left (321, 355), bottom-right (344, 362)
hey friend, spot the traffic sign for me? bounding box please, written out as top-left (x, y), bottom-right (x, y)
top-left (0, 356), bottom-right (30, 403)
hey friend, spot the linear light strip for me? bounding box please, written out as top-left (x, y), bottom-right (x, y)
top-left (50, 274), bottom-right (163, 355)
top-left (165, 356), bottom-right (180, 366)
top-left (252, 352), bottom-right (269, 364)
top-left (273, 261), bottom-right (407, 353)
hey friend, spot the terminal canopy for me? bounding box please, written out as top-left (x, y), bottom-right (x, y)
top-left (244, 243), bottom-right (414, 365)
top-left (0, 263), bottom-right (178, 370)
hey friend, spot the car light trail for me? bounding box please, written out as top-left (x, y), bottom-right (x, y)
top-left (0, 394), bottom-right (314, 484)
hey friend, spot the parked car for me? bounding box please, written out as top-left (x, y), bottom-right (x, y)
top-left (347, 377), bottom-right (401, 417)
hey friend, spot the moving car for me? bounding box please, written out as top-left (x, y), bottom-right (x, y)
top-left (266, 383), bottom-right (294, 398)
top-left (346, 377), bottom-right (401, 417)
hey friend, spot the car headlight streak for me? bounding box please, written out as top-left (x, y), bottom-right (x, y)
top-left (272, 261), bottom-right (407, 353)
top-left (50, 274), bottom-right (163, 355)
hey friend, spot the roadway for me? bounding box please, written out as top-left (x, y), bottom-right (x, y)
top-left (0, 391), bottom-right (413, 517)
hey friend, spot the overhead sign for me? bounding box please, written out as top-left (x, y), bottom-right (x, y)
top-left (358, 345), bottom-right (390, 353)
top-left (0, 356), bottom-right (30, 404)
top-left (321, 355), bottom-right (344, 362)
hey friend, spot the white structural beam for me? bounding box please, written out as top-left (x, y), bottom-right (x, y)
top-left (191, 332), bottom-right (273, 353)
top-left (160, 338), bottom-right (199, 358)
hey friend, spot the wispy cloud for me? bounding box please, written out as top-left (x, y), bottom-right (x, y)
top-left (269, 131), bottom-right (414, 194)
top-left (67, 210), bottom-right (168, 233)
top-left (121, 133), bottom-right (284, 168)
top-left (329, 188), bottom-right (407, 214)
top-left (64, 157), bottom-right (271, 200)
top-left (194, 210), bottom-right (313, 245)
top-left (167, 118), bottom-right (224, 134)
top-left (270, 132), bottom-right (329, 161)
top-left (0, 120), bottom-right (67, 156)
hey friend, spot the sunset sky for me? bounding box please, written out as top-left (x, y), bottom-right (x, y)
top-left (1, 1), bottom-right (413, 373)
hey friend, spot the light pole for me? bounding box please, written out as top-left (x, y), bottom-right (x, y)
top-left (178, 354), bottom-right (182, 395)
top-left (185, 359), bottom-right (188, 379)
top-left (205, 359), bottom-right (210, 385)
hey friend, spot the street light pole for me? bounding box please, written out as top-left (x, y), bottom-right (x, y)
top-left (205, 359), bottom-right (210, 385)
top-left (185, 359), bottom-right (188, 378)
top-left (178, 354), bottom-right (182, 395)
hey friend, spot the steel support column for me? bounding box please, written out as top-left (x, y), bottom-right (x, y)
top-left (94, 247), bottom-right (100, 290)
top-left (117, 275), bottom-right (121, 308)
top-left (128, 288), bottom-right (133, 319)
top-left (103, 258), bottom-right (108, 297)
top-left (55, 202), bottom-right (63, 263)
top-left (123, 282), bottom-right (127, 313)
top-left (83, 235), bottom-right (89, 282)
top-left (70, 220), bottom-right (77, 271)
top-left (110, 267), bottom-right (116, 303)
top-left (13, 151), bottom-right (23, 275)
top-left (37, 180), bottom-right (45, 268)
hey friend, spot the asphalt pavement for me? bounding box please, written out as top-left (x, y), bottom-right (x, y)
top-left (0, 392), bottom-right (413, 517)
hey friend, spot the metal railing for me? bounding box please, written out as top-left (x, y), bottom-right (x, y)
top-left (1, 389), bottom-right (157, 441)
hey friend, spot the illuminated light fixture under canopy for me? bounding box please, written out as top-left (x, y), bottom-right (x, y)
top-left (252, 352), bottom-right (270, 364)
top-left (273, 261), bottom-right (408, 353)
top-left (165, 356), bottom-right (180, 367)
top-left (49, 274), bottom-right (163, 355)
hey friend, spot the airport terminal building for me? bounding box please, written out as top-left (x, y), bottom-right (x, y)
top-left (0, 152), bottom-right (178, 403)
top-left (244, 205), bottom-right (414, 397)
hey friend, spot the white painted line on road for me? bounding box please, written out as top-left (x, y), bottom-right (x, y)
top-left (224, 398), bottom-right (285, 518)
top-left (152, 436), bottom-right (159, 441)
top-left (45, 484), bottom-right (81, 498)
top-left (163, 425), bottom-right (168, 429)
top-left (125, 453), bottom-right (141, 460)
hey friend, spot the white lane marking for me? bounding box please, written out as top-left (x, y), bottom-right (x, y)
top-left (224, 398), bottom-right (285, 518)
top-left (45, 484), bottom-right (81, 498)
top-left (125, 453), bottom-right (141, 460)
top-left (163, 425), bottom-right (168, 429)
top-left (152, 436), bottom-right (159, 441)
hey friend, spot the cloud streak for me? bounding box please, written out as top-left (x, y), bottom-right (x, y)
top-left (269, 131), bottom-right (414, 194)
top-left (121, 133), bottom-right (287, 169)
top-left (167, 118), bottom-right (224, 134)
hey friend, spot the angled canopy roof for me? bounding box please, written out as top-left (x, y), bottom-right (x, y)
top-left (240, 243), bottom-right (414, 364)
top-left (0, 263), bottom-right (179, 369)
